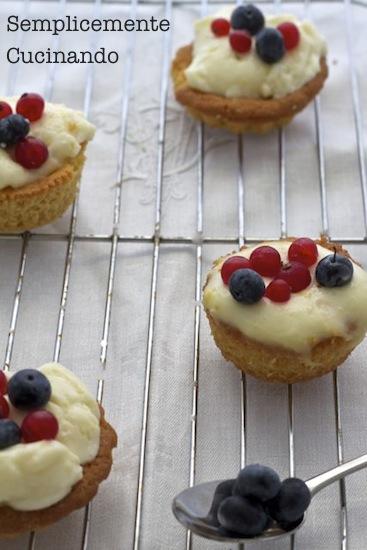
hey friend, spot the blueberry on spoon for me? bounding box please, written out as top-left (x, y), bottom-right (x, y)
top-left (218, 495), bottom-right (269, 537)
top-left (267, 478), bottom-right (311, 523)
top-left (207, 479), bottom-right (235, 525)
top-left (233, 464), bottom-right (281, 502)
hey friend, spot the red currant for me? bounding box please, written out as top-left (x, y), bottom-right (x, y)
top-left (265, 279), bottom-right (291, 303)
top-left (211, 18), bottom-right (230, 37)
top-left (288, 238), bottom-right (318, 267)
top-left (15, 137), bottom-right (49, 170)
top-left (229, 30), bottom-right (252, 54)
top-left (277, 22), bottom-right (300, 51)
top-left (0, 396), bottom-right (9, 419)
top-left (277, 261), bottom-right (311, 292)
top-left (0, 372), bottom-right (7, 395)
top-left (0, 101), bottom-right (12, 120)
top-left (221, 256), bottom-right (251, 285)
top-left (16, 93), bottom-right (45, 122)
top-left (21, 410), bottom-right (59, 443)
top-left (250, 246), bottom-right (282, 277)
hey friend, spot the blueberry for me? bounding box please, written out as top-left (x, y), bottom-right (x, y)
top-left (230, 4), bottom-right (265, 35)
top-left (0, 419), bottom-right (21, 449)
top-left (218, 495), bottom-right (268, 537)
top-left (0, 114), bottom-right (30, 147)
top-left (207, 479), bottom-right (236, 526)
top-left (8, 369), bottom-right (51, 411)
top-left (229, 268), bottom-right (265, 304)
top-left (256, 28), bottom-right (285, 64)
top-left (316, 253), bottom-right (353, 288)
top-left (267, 478), bottom-right (311, 523)
top-left (278, 514), bottom-right (304, 532)
top-left (233, 464), bottom-right (281, 502)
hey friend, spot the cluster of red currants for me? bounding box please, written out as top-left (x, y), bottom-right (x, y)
top-left (0, 93), bottom-right (49, 170)
top-left (211, 4), bottom-right (300, 61)
top-left (221, 238), bottom-right (318, 304)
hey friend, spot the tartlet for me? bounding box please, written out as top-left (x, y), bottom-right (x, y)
top-left (172, 5), bottom-right (328, 133)
top-left (0, 94), bottom-right (95, 232)
top-left (203, 238), bottom-right (367, 383)
top-left (0, 363), bottom-right (117, 537)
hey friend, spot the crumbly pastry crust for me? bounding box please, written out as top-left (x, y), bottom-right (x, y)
top-left (0, 146), bottom-right (86, 233)
top-left (0, 406), bottom-right (117, 537)
top-left (204, 238), bottom-right (360, 383)
top-left (171, 45), bottom-right (328, 133)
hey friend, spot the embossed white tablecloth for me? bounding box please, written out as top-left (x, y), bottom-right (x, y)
top-left (0, 1), bottom-right (367, 549)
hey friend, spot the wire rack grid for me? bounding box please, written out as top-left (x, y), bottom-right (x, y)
top-left (0, 1), bottom-right (367, 550)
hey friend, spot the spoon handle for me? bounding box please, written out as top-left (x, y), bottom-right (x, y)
top-left (306, 454), bottom-right (367, 496)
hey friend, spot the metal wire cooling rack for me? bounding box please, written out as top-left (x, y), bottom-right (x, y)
top-left (0, 0), bottom-right (367, 549)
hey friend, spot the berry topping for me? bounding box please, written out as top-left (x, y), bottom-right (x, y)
top-left (230, 4), bottom-right (265, 35)
top-left (278, 514), bottom-right (304, 533)
top-left (221, 255), bottom-right (251, 285)
top-left (250, 246), bottom-right (282, 277)
top-left (21, 410), bottom-right (59, 443)
top-left (0, 114), bottom-right (30, 147)
top-left (0, 101), bottom-right (12, 120)
top-left (233, 464), bottom-right (281, 502)
top-left (8, 369), bottom-right (51, 411)
top-left (265, 279), bottom-right (291, 303)
top-left (256, 28), bottom-right (285, 64)
top-left (0, 419), bottom-right (21, 449)
top-left (229, 268), bottom-right (265, 304)
top-left (0, 371), bottom-right (7, 395)
top-left (211, 17), bottom-right (230, 37)
top-left (277, 22), bottom-right (300, 51)
top-left (217, 495), bottom-right (268, 537)
top-left (316, 253), bottom-right (354, 288)
top-left (288, 238), bottom-right (318, 267)
top-left (277, 261), bottom-right (311, 293)
top-left (207, 479), bottom-right (236, 526)
top-left (267, 478), bottom-right (311, 523)
top-left (15, 137), bottom-right (49, 170)
top-left (229, 30), bottom-right (252, 54)
top-left (16, 93), bottom-right (45, 122)
top-left (0, 396), bottom-right (9, 419)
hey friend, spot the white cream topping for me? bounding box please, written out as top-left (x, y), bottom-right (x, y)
top-left (0, 98), bottom-right (95, 190)
top-left (0, 363), bottom-right (100, 511)
top-left (203, 242), bottom-right (367, 354)
top-left (185, 10), bottom-right (327, 99)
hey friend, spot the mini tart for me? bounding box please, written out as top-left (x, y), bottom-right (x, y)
top-left (0, 363), bottom-right (117, 536)
top-left (0, 96), bottom-right (95, 233)
top-left (172, 44), bottom-right (328, 134)
top-left (0, 145), bottom-right (86, 233)
top-left (203, 239), bottom-right (367, 383)
top-left (0, 406), bottom-right (117, 538)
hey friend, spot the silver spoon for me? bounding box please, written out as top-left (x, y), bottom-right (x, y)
top-left (172, 454), bottom-right (367, 543)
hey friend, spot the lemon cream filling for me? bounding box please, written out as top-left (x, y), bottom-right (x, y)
top-left (0, 363), bottom-right (100, 511)
top-left (0, 98), bottom-right (95, 190)
top-left (203, 242), bottom-right (367, 354)
top-left (185, 11), bottom-right (327, 99)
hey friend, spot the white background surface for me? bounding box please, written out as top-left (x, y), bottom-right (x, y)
top-left (0, 1), bottom-right (367, 549)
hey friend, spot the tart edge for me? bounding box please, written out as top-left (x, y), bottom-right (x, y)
top-left (0, 404), bottom-right (117, 537)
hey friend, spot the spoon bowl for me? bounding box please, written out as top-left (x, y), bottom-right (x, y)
top-left (172, 480), bottom-right (305, 543)
top-left (173, 453), bottom-right (367, 543)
